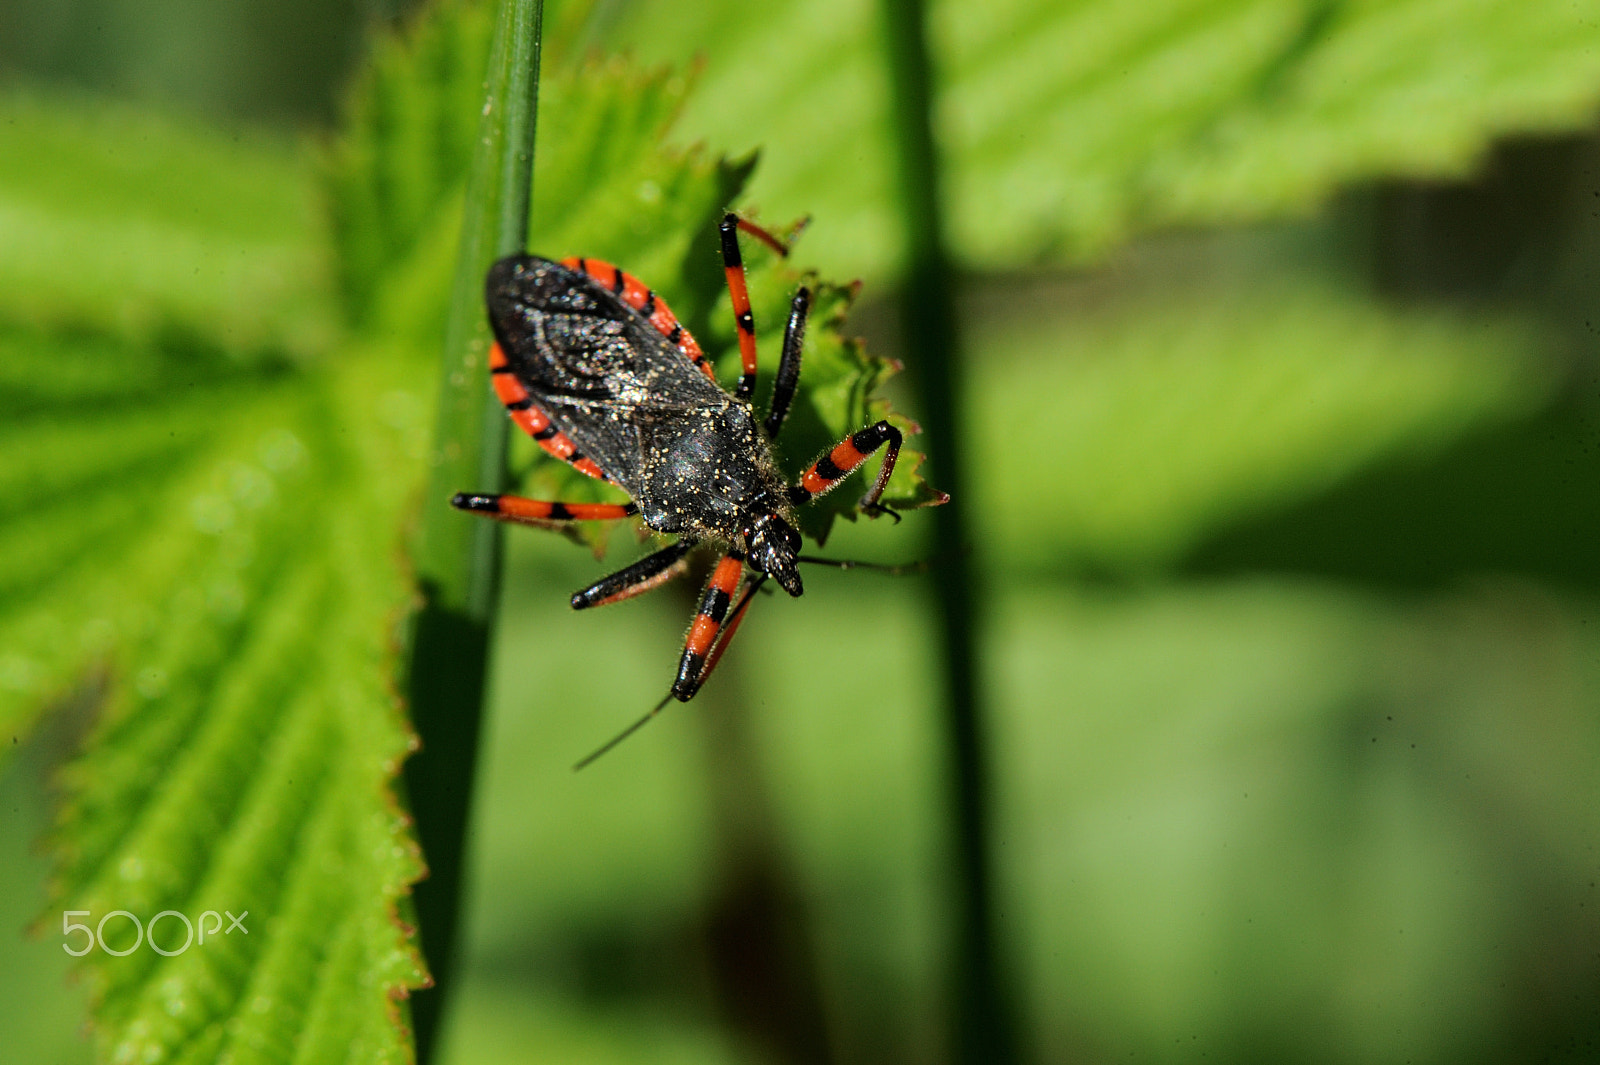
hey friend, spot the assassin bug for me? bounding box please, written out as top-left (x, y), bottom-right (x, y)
top-left (452, 213), bottom-right (919, 767)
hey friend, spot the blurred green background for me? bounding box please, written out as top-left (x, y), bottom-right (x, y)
top-left (2, 1), bottom-right (1597, 1063)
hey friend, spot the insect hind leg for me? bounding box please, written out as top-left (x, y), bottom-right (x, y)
top-left (720, 212), bottom-right (803, 402)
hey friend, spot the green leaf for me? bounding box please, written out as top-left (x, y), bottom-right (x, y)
top-left (601, 0), bottom-right (1600, 280)
top-left (0, 66), bottom-right (433, 1065)
top-left (0, 90), bottom-right (336, 359)
top-left (9, 323), bottom-right (433, 1059)
top-left (992, 579), bottom-right (1600, 1064)
top-left (323, 0), bottom-right (495, 324)
top-left (968, 267), bottom-right (1558, 575)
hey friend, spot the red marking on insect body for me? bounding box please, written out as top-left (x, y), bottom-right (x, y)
top-left (647, 304), bottom-right (677, 336)
top-left (546, 431), bottom-right (576, 460)
top-left (560, 255), bottom-right (715, 381)
top-left (496, 374), bottom-right (529, 409)
top-left (572, 257), bottom-right (623, 294)
top-left (510, 407), bottom-right (548, 438)
top-left (490, 343), bottom-right (528, 406)
top-left (620, 273), bottom-right (652, 312)
top-left (678, 331), bottom-right (714, 379)
top-left (489, 339), bottom-right (612, 481)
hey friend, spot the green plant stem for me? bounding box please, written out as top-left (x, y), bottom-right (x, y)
top-left (878, 0), bottom-right (1019, 1061)
top-left (401, 0), bottom-right (543, 1060)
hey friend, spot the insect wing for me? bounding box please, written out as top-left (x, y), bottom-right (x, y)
top-left (486, 256), bottom-right (712, 406)
top-left (486, 255), bottom-right (725, 491)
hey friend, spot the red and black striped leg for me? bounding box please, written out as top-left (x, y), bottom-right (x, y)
top-left (570, 540), bottom-right (694, 610)
top-left (690, 572), bottom-right (766, 694)
top-left (672, 547), bottom-right (752, 701)
top-left (720, 213), bottom-right (796, 402)
top-left (719, 214), bottom-right (762, 401)
top-left (788, 421), bottom-right (904, 519)
top-left (572, 557), bottom-right (765, 771)
top-left (451, 492), bottom-right (637, 527)
top-left (763, 286), bottom-right (811, 440)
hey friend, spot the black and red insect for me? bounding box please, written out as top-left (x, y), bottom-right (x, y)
top-left (452, 214), bottom-right (913, 765)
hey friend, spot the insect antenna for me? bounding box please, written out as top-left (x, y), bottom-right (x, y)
top-left (797, 555), bottom-right (929, 576)
top-left (572, 690), bottom-right (674, 771)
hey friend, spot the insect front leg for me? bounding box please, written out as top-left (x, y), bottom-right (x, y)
top-left (788, 421), bottom-right (904, 520)
top-left (571, 559), bottom-right (766, 772)
top-left (570, 540), bottom-right (694, 610)
top-left (672, 548), bottom-right (755, 701)
top-left (450, 493), bottom-right (637, 526)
